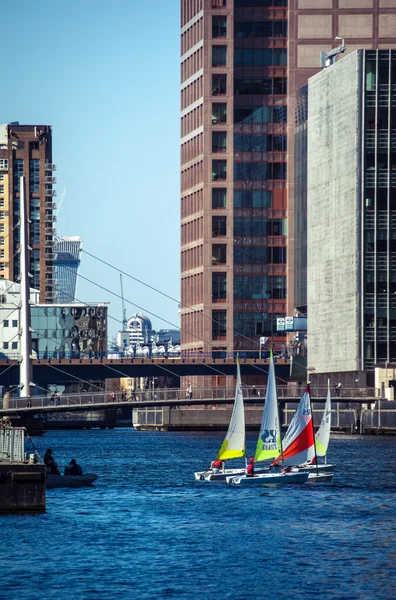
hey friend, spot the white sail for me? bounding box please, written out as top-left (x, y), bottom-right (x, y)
top-left (217, 359), bottom-right (245, 461)
top-left (315, 380), bottom-right (331, 457)
top-left (254, 352), bottom-right (282, 463)
top-left (274, 388), bottom-right (315, 466)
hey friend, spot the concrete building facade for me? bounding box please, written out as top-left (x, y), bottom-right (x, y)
top-left (287, 0), bottom-right (396, 319)
top-left (0, 123), bottom-right (56, 303)
top-left (307, 49), bottom-right (396, 378)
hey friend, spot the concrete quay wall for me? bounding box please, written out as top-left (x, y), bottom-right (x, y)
top-left (133, 404), bottom-right (396, 433)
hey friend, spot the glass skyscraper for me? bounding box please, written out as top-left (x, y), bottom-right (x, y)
top-left (53, 236), bottom-right (82, 303)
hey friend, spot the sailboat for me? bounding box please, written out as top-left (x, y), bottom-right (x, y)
top-left (300, 379), bottom-right (335, 473)
top-left (272, 384), bottom-right (334, 481)
top-left (226, 353), bottom-right (309, 485)
top-left (194, 357), bottom-right (247, 481)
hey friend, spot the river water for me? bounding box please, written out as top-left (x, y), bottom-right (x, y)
top-left (1, 430), bottom-right (395, 600)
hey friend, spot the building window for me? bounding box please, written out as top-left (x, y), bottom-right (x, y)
top-left (212, 273), bottom-right (227, 302)
top-left (0, 262), bottom-right (4, 271)
top-left (212, 310), bottom-right (227, 340)
top-left (3, 342), bottom-right (8, 349)
top-left (0, 186), bottom-right (3, 194)
top-left (4, 320), bottom-right (9, 327)
top-left (212, 74), bottom-right (227, 95)
top-left (0, 250), bottom-right (4, 258)
top-left (30, 159), bottom-right (40, 193)
top-left (212, 216), bottom-right (227, 237)
top-left (212, 244), bottom-right (227, 264)
top-left (212, 16), bottom-right (227, 38)
top-left (212, 0), bottom-right (226, 7)
top-left (12, 320), bottom-right (17, 328)
top-left (212, 188), bottom-right (227, 209)
top-left (0, 211), bottom-right (4, 219)
top-left (13, 159), bottom-right (24, 192)
top-left (212, 160), bottom-right (227, 181)
top-left (0, 199), bottom-right (4, 208)
top-left (0, 173), bottom-right (4, 181)
top-left (212, 132), bottom-right (227, 153)
top-left (212, 103), bottom-right (227, 124)
top-left (11, 341), bottom-right (17, 350)
top-left (0, 224), bottom-right (4, 233)
top-left (212, 46), bottom-right (227, 67)
top-left (0, 238), bottom-right (4, 246)
top-left (0, 159), bottom-right (8, 170)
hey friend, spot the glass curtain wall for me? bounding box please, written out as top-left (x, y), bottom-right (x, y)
top-left (233, 0), bottom-right (287, 350)
top-left (363, 50), bottom-right (396, 368)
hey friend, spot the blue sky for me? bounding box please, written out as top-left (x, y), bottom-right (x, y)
top-left (3, 1), bottom-right (181, 338)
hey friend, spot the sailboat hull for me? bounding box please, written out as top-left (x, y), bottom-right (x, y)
top-left (195, 467), bottom-right (272, 482)
top-left (194, 468), bottom-right (245, 482)
top-left (299, 463), bottom-right (335, 473)
top-left (307, 471), bottom-right (334, 482)
top-left (226, 471), bottom-right (309, 485)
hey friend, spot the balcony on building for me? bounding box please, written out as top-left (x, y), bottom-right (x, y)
top-left (44, 188), bottom-right (57, 197)
top-left (45, 163), bottom-right (57, 171)
top-left (45, 176), bottom-right (57, 184)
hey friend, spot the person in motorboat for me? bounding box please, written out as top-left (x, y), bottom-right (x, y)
top-left (44, 449), bottom-right (60, 474)
top-left (210, 459), bottom-right (225, 473)
top-left (246, 457), bottom-right (255, 477)
top-left (65, 459), bottom-right (83, 476)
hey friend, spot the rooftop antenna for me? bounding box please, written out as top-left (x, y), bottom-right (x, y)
top-left (320, 36), bottom-right (346, 68)
top-left (120, 274), bottom-right (127, 329)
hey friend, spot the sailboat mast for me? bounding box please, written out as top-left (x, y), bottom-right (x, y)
top-left (307, 384), bottom-right (319, 473)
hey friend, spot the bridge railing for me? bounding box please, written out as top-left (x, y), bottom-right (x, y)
top-left (2, 385), bottom-right (378, 411)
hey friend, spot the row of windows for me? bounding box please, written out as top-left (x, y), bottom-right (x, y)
top-left (212, 132), bottom-right (287, 153)
top-left (0, 159), bottom-right (8, 170)
top-left (212, 48), bottom-right (287, 69)
top-left (235, 21), bottom-right (287, 39)
top-left (212, 159), bottom-right (286, 181)
top-left (234, 275), bottom-right (286, 299)
top-left (235, 134), bottom-right (286, 152)
top-left (234, 0), bottom-right (287, 6)
top-left (235, 49), bottom-right (287, 67)
top-left (234, 313), bottom-right (283, 339)
top-left (234, 246), bottom-right (286, 263)
top-left (234, 218), bottom-right (285, 236)
top-left (1, 320), bottom-right (18, 327)
top-left (212, 189), bottom-right (274, 209)
top-left (2, 342), bottom-right (18, 350)
top-left (235, 105), bottom-right (287, 124)
top-left (235, 78), bottom-right (286, 96)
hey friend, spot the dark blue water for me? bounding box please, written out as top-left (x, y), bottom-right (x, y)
top-left (1, 430), bottom-right (395, 600)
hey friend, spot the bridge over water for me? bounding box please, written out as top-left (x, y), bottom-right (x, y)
top-left (0, 356), bottom-right (293, 386)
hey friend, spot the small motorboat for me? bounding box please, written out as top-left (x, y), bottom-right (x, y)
top-left (46, 473), bottom-right (98, 489)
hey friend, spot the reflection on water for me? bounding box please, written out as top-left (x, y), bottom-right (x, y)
top-left (1, 431), bottom-right (395, 600)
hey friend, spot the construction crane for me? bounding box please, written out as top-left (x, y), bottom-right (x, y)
top-left (120, 274), bottom-right (127, 329)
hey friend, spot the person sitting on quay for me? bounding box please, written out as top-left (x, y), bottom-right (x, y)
top-left (246, 457), bottom-right (255, 477)
top-left (65, 459), bottom-right (83, 476)
top-left (210, 459), bottom-right (225, 473)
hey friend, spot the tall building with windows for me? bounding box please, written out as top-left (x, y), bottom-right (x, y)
top-left (181, 0), bottom-right (288, 380)
top-left (54, 236), bottom-right (82, 302)
top-left (0, 123), bottom-right (56, 303)
top-left (287, 0), bottom-right (396, 318)
top-left (307, 49), bottom-right (396, 381)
